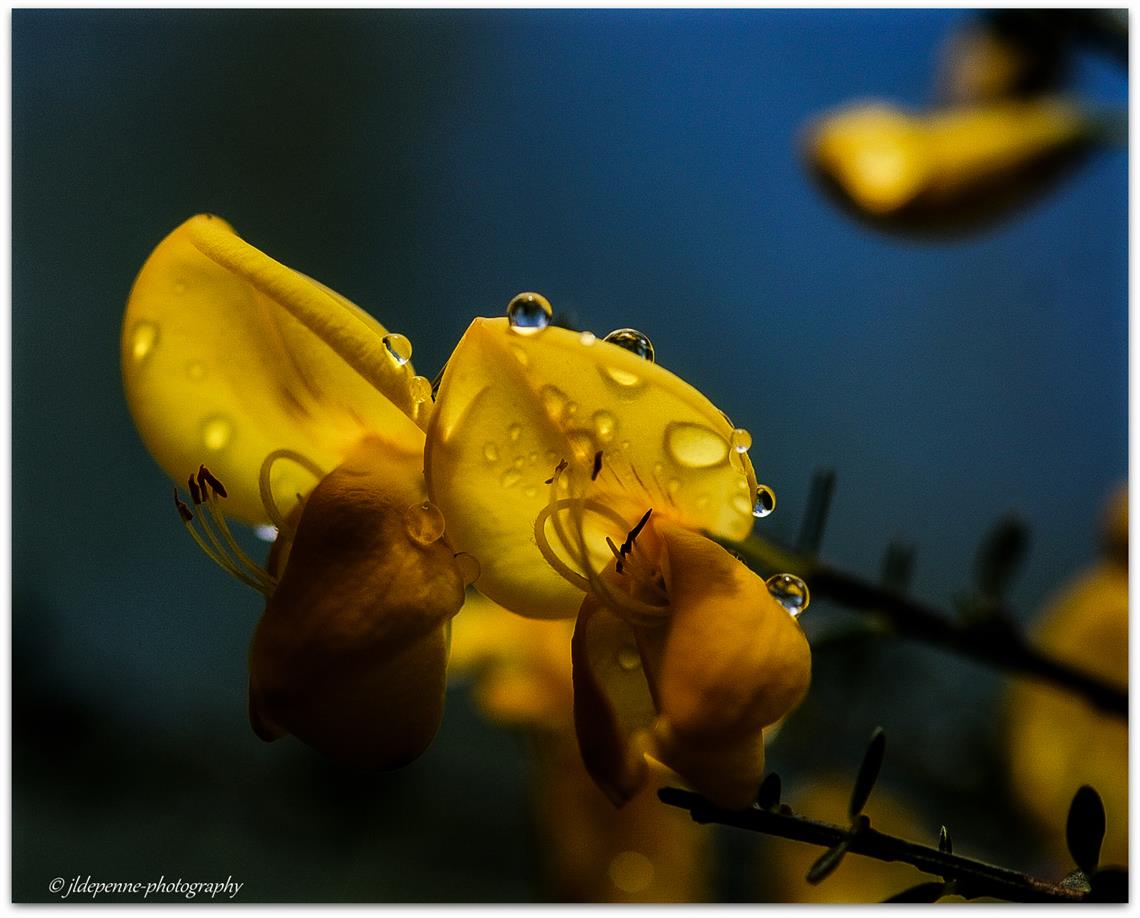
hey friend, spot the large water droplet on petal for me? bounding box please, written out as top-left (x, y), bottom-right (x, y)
top-left (409, 374), bottom-right (432, 403)
top-left (730, 427), bottom-right (752, 453)
top-left (201, 415), bottom-right (233, 451)
top-left (603, 327), bottom-right (655, 362)
top-left (664, 422), bottom-right (729, 469)
top-left (579, 330), bottom-right (596, 347)
top-left (130, 321), bottom-right (159, 363)
top-left (506, 291), bottom-right (552, 334)
top-left (753, 484), bottom-right (776, 518)
top-left (766, 573), bottom-right (809, 616)
top-left (382, 333), bottom-right (413, 366)
top-left (454, 551), bottom-right (481, 586)
top-left (404, 500), bottom-right (446, 545)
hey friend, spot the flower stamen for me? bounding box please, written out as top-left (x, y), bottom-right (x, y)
top-left (257, 449), bottom-right (325, 537)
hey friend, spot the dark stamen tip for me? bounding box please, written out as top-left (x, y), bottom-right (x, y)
top-left (198, 464), bottom-right (229, 498)
top-left (591, 450), bottom-right (603, 481)
top-left (187, 474), bottom-right (202, 505)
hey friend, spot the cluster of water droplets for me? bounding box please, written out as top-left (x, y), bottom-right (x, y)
top-left (765, 572), bottom-right (810, 617)
top-left (381, 332), bottom-right (432, 405)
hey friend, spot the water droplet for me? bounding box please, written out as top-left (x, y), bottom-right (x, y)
top-left (766, 573), bottom-right (809, 616)
top-left (508, 423), bottom-right (523, 442)
top-left (404, 500), bottom-right (446, 545)
top-left (253, 524), bottom-right (279, 542)
top-left (454, 552), bottom-right (481, 586)
top-left (667, 477), bottom-right (682, 496)
top-left (540, 385), bottom-right (569, 422)
top-left (510, 343), bottom-right (530, 367)
top-left (528, 451), bottom-right (539, 464)
top-left (592, 410), bottom-right (616, 443)
top-left (617, 645), bottom-right (641, 671)
top-left (174, 280), bottom-right (187, 295)
top-left (664, 422), bottom-right (729, 469)
top-left (506, 291), bottom-right (552, 334)
top-left (130, 321), bottom-right (159, 362)
top-left (579, 330), bottom-right (596, 346)
top-left (523, 485), bottom-right (538, 498)
top-left (483, 441), bottom-right (500, 463)
top-left (566, 429), bottom-right (596, 462)
top-left (753, 484), bottom-right (776, 518)
top-left (565, 401), bottom-right (579, 418)
top-left (500, 468), bottom-right (522, 489)
top-left (382, 333), bottom-right (413, 366)
top-left (185, 360), bottom-right (207, 382)
top-left (409, 375), bottom-right (432, 403)
top-left (201, 416), bottom-right (233, 451)
top-left (619, 440), bottom-right (631, 451)
top-left (603, 327), bottom-right (655, 362)
top-left (609, 851), bottom-right (654, 894)
top-left (600, 365), bottom-right (644, 390)
top-left (730, 428), bottom-right (752, 453)
top-left (512, 455), bottom-right (525, 469)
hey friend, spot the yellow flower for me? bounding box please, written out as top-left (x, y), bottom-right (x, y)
top-left (121, 215), bottom-right (466, 767)
top-left (1005, 485), bottom-right (1128, 867)
top-left (427, 313), bottom-right (811, 808)
top-left (806, 97), bottom-right (1097, 232)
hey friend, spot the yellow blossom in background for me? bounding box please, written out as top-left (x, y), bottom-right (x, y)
top-left (428, 314), bottom-right (811, 810)
top-left (1005, 486), bottom-right (1128, 868)
top-left (122, 216), bottom-right (466, 767)
top-left (806, 97), bottom-right (1099, 233)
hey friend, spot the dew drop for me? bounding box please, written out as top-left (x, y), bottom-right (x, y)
top-left (409, 375), bottom-right (432, 403)
top-left (603, 327), bottom-right (655, 362)
top-left (500, 468), bottom-right (522, 489)
top-left (201, 415), bottom-right (233, 451)
top-left (508, 423), bottom-right (523, 442)
top-left (130, 321), bottom-right (159, 363)
top-left (506, 291), bottom-right (552, 334)
top-left (382, 333), bottom-right (413, 366)
top-left (667, 477), bottom-right (682, 496)
top-left (523, 485), bottom-right (538, 498)
top-left (766, 573), bottom-right (809, 616)
top-left (528, 451), bottom-right (539, 464)
top-left (512, 455), bottom-right (525, 469)
top-left (753, 484), bottom-right (776, 518)
top-left (404, 500), bottom-right (446, 545)
top-left (664, 422), bottom-right (729, 469)
top-left (617, 645), bottom-right (641, 671)
top-left (185, 360), bottom-right (207, 382)
top-left (730, 428), bottom-right (752, 453)
top-left (254, 524), bottom-right (279, 543)
top-left (483, 441), bottom-right (500, 463)
top-left (600, 365), bottom-right (644, 390)
top-left (592, 410), bottom-right (616, 443)
top-left (174, 280), bottom-right (187, 295)
top-left (454, 552), bottom-right (481, 586)
top-left (579, 330), bottom-right (596, 346)
top-left (540, 385), bottom-right (569, 422)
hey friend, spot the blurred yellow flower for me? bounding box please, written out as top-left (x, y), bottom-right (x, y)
top-left (122, 215), bottom-right (466, 767)
top-left (1005, 486), bottom-right (1128, 868)
top-left (806, 97), bottom-right (1097, 232)
top-left (427, 315), bottom-right (811, 808)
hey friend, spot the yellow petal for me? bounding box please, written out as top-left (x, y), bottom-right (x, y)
top-left (571, 594), bottom-right (657, 805)
top-left (426, 317), bottom-right (759, 618)
top-left (122, 215), bottom-right (426, 523)
top-left (651, 520), bottom-right (811, 809)
top-left (249, 437), bottom-right (464, 768)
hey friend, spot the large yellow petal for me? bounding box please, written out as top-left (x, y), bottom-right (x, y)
top-left (650, 520), bottom-right (811, 809)
top-left (122, 215), bottom-right (427, 523)
top-left (425, 317), bottom-right (759, 618)
top-left (249, 437), bottom-right (464, 768)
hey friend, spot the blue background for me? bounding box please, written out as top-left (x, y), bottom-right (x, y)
top-left (13, 9), bottom-right (1127, 901)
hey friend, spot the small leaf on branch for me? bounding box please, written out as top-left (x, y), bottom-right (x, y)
top-left (806, 839), bottom-right (851, 885)
top-left (883, 881), bottom-right (948, 903)
top-left (939, 825), bottom-right (952, 854)
top-left (849, 727), bottom-right (886, 818)
top-left (1066, 785), bottom-right (1105, 874)
top-left (756, 772), bottom-right (781, 810)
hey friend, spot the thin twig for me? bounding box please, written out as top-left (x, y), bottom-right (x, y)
top-left (723, 534), bottom-right (1127, 719)
top-left (658, 787), bottom-right (1083, 903)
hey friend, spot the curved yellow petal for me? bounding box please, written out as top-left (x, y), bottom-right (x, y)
top-left (426, 317), bottom-right (759, 618)
top-left (122, 215), bottom-right (427, 522)
top-left (651, 520), bottom-right (811, 809)
top-left (571, 594), bottom-right (658, 805)
top-left (249, 436), bottom-right (464, 768)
